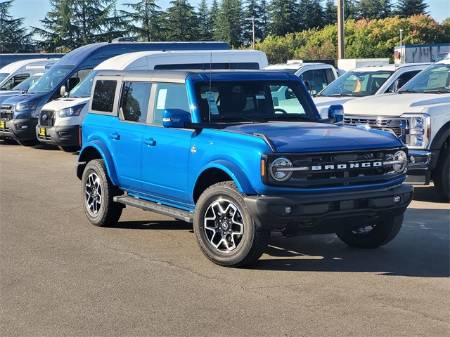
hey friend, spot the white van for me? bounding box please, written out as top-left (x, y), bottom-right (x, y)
top-left (0, 58), bottom-right (59, 91)
top-left (36, 50), bottom-right (268, 151)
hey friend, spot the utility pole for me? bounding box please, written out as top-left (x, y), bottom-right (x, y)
top-left (337, 0), bottom-right (345, 59)
top-left (252, 17), bottom-right (256, 49)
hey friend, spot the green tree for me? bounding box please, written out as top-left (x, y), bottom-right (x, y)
top-left (359, 0), bottom-right (392, 19)
top-left (259, 0), bottom-right (269, 39)
top-left (323, 0), bottom-right (337, 25)
top-left (242, 0), bottom-right (265, 46)
top-left (299, 0), bottom-right (324, 29)
top-left (0, 0), bottom-right (33, 52)
top-left (121, 0), bottom-right (163, 41)
top-left (396, 0), bottom-right (428, 17)
top-left (209, 0), bottom-right (220, 37)
top-left (345, 0), bottom-right (361, 19)
top-left (72, 0), bottom-right (113, 45)
top-left (165, 0), bottom-right (199, 41)
top-left (268, 0), bottom-right (300, 36)
top-left (214, 0), bottom-right (243, 47)
top-left (197, 0), bottom-right (212, 40)
top-left (103, 3), bottom-right (129, 42)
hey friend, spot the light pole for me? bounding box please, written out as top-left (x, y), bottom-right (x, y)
top-left (337, 0), bottom-right (345, 59)
top-left (252, 17), bottom-right (256, 49)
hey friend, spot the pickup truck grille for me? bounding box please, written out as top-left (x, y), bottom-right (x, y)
top-left (266, 148), bottom-right (405, 188)
top-left (0, 105), bottom-right (14, 120)
top-left (39, 110), bottom-right (55, 127)
top-left (344, 116), bottom-right (405, 138)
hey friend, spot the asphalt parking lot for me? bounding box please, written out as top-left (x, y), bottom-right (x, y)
top-left (1, 142), bottom-right (449, 337)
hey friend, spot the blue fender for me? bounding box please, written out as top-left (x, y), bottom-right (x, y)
top-left (79, 140), bottom-right (119, 186)
top-left (198, 160), bottom-right (256, 195)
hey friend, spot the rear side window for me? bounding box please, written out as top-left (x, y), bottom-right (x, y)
top-left (120, 81), bottom-right (151, 123)
top-left (152, 83), bottom-right (189, 124)
top-left (92, 80), bottom-right (117, 113)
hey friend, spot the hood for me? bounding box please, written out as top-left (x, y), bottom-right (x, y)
top-left (1, 92), bottom-right (46, 106)
top-left (343, 93), bottom-right (450, 116)
top-left (221, 122), bottom-right (401, 153)
top-left (42, 97), bottom-right (89, 111)
top-left (0, 90), bottom-right (21, 96)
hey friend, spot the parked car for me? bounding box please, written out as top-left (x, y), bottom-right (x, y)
top-left (76, 69), bottom-right (412, 267)
top-left (314, 63), bottom-right (430, 118)
top-left (342, 59), bottom-right (450, 200)
top-left (0, 73), bottom-right (43, 97)
top-left (36, 49), bottom-right (268, 152)
top-left (265, 60), bottom-right (338, 95)
top-left (0, 41), bottom-right (230, 145)
top-left (0, 58), bottom-right (58, 91)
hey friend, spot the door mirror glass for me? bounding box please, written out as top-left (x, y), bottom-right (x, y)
top-left (60, 85), bottom-right (67, 97)
top-left (328, 104), bottom-right (344, 124)
top-left (162, 109), bottom-right (191, 128)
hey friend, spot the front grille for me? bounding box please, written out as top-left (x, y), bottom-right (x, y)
top-left (344, 116), bottom-right (405, 137)
top-left (0, 104), bottom-right (14, 120)
top-left (265, 148), bottom-right (405, 188)
top-left (39, 110), bottom-right (55, 127)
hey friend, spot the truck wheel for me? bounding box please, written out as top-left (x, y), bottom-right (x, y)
top-left (337, 215), bottom-right (403, 249)
top-left (434, 150), bottom-right (449, 201)
top-left (81, 159), bottom-right (123, 227)
top-left (194, 181), bottom-right (269, 267)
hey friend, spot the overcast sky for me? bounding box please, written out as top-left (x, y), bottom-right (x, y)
top-left (11, 0), bottom-right (449, 31)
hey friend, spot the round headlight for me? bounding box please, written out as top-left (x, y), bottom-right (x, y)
top-left (270, 157), bottom-right (293, 182)
top-left (393, 150), bottom-right (407, 173)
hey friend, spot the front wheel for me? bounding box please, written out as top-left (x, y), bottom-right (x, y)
top-left (434, 149), bottom-right (449, 201)
top-left (194, 181), bottom-right (269, 267)
top-left (337, 215), bottom-right (404, 249)
top-left (81, 159), bottom-right (123, 227)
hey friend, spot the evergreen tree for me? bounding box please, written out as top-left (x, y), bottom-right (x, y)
top-left (197, 0), bottom-right (212, 40)
top-left (121, 0), bottom-right (163, 41)
top-left (259, 0), bottom-right (269, 39)
top-left (359, 0), bottom-right (391, 19)
top-left (299, 0), bottom-right (324, 29)
top-left (323, 0), bottom-right (337, 25)
top-left (210, 0), bottom-right (220, 37)
top-left (0, 0), bottom-right (33, 52)
top-left (242, 0), bottom-right (265, 46)
top-left (396, 0), bottom-right (428, 17)
top-left (345, 0), bottom-right (361, 19)
top-left (268, 0), bottom-right (300, 36)
top-left (103, 3), bottom-right (129, 42)
top-left (165, 0), bottom-right (199, 41)
top-left (214, 0), bottom-right (243, 47)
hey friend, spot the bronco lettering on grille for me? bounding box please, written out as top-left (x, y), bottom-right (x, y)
top-left (310, 161), bottom-right (383, 171)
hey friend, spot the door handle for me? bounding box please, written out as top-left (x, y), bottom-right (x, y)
top-left (144, 137), bottom-right (156, 146)
top-left (110, 132), bottom-right (120, 140)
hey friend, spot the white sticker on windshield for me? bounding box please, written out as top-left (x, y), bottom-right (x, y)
top-left (256, 95), bottom-right (266, 100)
top-left (206, 91), bottom-right (219, 115)
top-left (156, 89), bottom-right (167, 109)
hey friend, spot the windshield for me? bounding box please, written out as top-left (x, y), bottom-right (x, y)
top-left (28, 65), bottom-right (73, 94)
top-left (195, 80), bottom-right (317, 123)
top-left (399, 64), bottom-right (450, 93)
top-left (13, 74), bottom-right (42, 91)
top-left (69, 71), bottom-right (95, 98)
top-left (0, 73), bottom-right (8, 84)
top-left (319, 70), bottom-right (393, 97)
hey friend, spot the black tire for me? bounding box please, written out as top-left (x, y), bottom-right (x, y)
top-left (18, 139), bottom-right (38, 146)
top-left (59, 145), bottom-right (80, 153)
top-left (81, 159), bottom-right (123, 227)
top-left (337, 214), bottom-right (404, 249)
top-left (0, 138), bottom-right (18, 145)
top-left (193, 181), bottom-right (269, 267)
top-left (434, 148), bottom-right (450, 201)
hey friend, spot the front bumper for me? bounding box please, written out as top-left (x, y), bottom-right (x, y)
top-left (0, 118), bottom-right (38, 141)
top-left (36, 125), bottom-right (80, 148)
top-left (244, 184), bottom-right (413, 233)
top-left (406, 149), bottom-right (435, 184)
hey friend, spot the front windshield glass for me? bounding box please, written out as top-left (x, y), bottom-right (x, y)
top-left (69, 71), bottom-right (95, 98)
top-left (196, 80), bottom-right (316, 123)
top-left (399, 64), bottom-right (450, 93)
top-left (28, 65), bottom-right (73, 94)
top-left (13, 74), bottom-right (42, 91)
top-left (0, 73), bottom-right (8, 83)
top-left (319, 70), bottom-right (393, 97)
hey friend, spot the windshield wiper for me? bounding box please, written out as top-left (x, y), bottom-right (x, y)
top-left (398, 89), bottom-right (419, 94)
top-left (422, 88), bottom-right (450, 94)
top-left (215, 117), bottom-right (267, 123)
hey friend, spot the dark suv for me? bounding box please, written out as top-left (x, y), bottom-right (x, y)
top-left (77, 70), bottom-right (412, 267)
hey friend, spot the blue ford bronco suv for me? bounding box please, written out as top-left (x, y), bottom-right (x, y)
top-left (77, 70), bottom-right (413, 267)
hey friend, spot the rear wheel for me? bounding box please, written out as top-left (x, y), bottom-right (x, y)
top-left (194, 181), bottom-right (269, 267)
top-left (81, 159), bottom-right (123, 227)
top-left (434, 148), bottom-right (449, 201)
top-left (337, 215), bottom-right (403, 249)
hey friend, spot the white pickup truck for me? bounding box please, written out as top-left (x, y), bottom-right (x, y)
top-left (342, 59), bottom-right (450, 200)
top-left (314, 63), bottom-right (430, 118)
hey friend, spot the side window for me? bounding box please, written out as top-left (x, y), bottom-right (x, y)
top-left (301, 70), bottom-right (328, 95)
top-left (92, 79), bottom-right (117, 113)
top-left (387, 70), bottom-right (420, 93)
top-left (119, 81), bottom-right (151, 123)
top-left (0, 74), bottom-right (29, 90)
top-left (152, 83), bottom-right (189, 124)
top-left (325, 69), bottom-right (336, 84)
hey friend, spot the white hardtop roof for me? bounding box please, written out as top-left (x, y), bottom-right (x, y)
top-left (438, 58), bottom-right (450, 64)
top-left (265, 61), bottom-right (330, 70)
top-left (0, 58), bottom-right (56, 73)
top-left (348, 62), bottom-right (430, 72)
top-left (95, 49), bottom-right (268, 71)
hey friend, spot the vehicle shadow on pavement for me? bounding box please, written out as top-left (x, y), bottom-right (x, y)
top-left (109, 220), bottom-right (193, 231)
top-left (412, 185), bottom-right (445, 203)
top-left (254, 208), bottom-right (449, 277)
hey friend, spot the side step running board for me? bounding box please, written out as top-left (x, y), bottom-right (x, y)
top-left (113, 195), bottom-right (193, 223)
